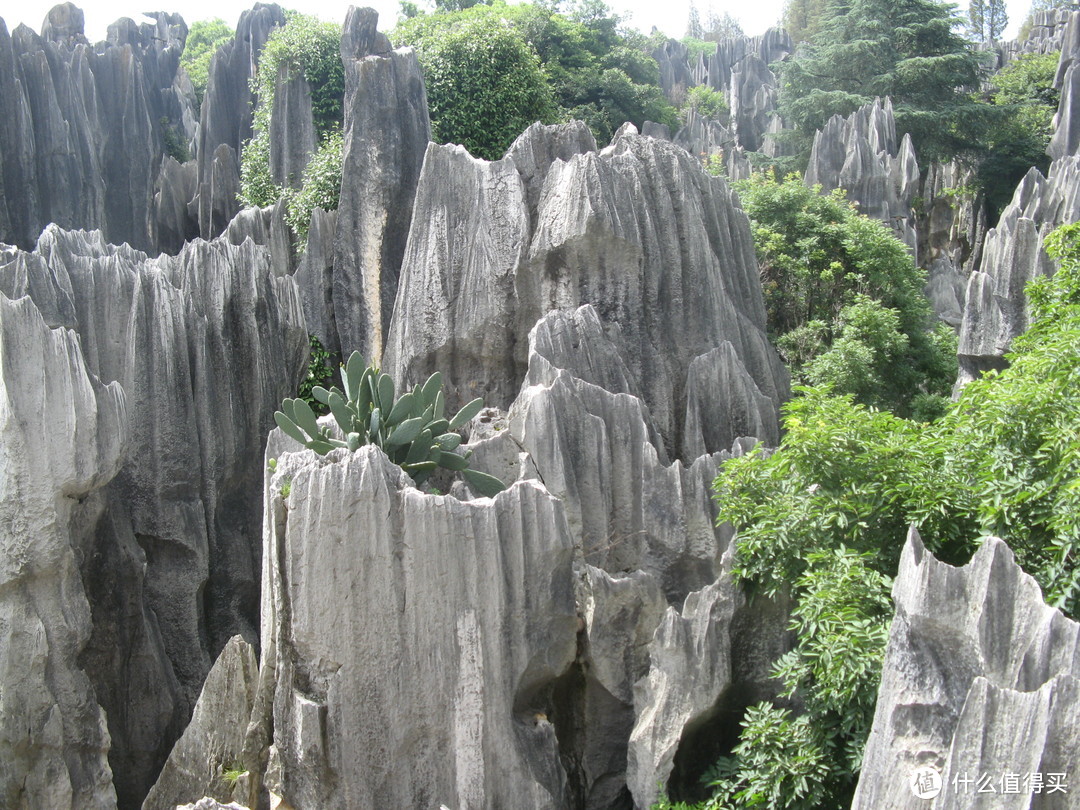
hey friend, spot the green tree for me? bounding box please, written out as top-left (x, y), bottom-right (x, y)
top-left (394, 2), bottom-right (676, 151)
top-left (239, 13), bottom-right (345, 241)
top-left (696, 220), bottom-right (1080, 810)
top-left (404, 15), bottom-right (558, 159)
top-left (968, 0), bottom-right (1008, 43)
top-left (782, 0), bottom-right (828, 43)
top-left (687, 0), bottom-right (704, 38)
top-left (778, 0), bottom-right (989, 163)
top-left (734, 171), bottom-right (956, 416)
top-left (703, 9), bottom-right (745, 40)
top-left (979, 51), bottom-right (1060, 217)
top-left (180, 18), bottom-right (233, 107)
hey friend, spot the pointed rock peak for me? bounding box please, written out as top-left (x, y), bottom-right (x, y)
top-left (41, 2), bottom-right (87, 45)
top-left (342, 6), bottom-right (391, 60)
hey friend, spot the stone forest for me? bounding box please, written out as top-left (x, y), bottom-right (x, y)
top-left (1, 0), bottom-right (1079, 808)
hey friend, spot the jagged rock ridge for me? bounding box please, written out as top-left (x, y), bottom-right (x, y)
top-left (853, 527), bottom-right (1080, 809)
top-left (0, 5), bottom-right (195, 252)
top-left (0, 225), bottom-right (306, 808)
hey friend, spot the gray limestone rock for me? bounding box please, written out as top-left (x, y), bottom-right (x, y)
top-left (805, 97), bottom-right (920, 255)
top-left (852, 528), bottom-right (1080, 809)
top-left (0, 289), bottom-right (127, 810)
top-left (143, 637), bottom-right (260, 810)
top-left (0, 225), bottom-right (306, 807)
top-left (385, 128), bottom-right (788, 459)
top-left (626, 556), bottom-right (741, 809)
top-left (0, 6), bottom-right (196, 253)
top-left (193, 4), bottom-right (286, 240)
top-left (331, 6), bottom-right (430, 362)
top-left (155, 156), bottom-right (200, 255)
top-left (252, 445), bottom-right (579, 809)
top-left (268, 60), bottom-right (317, 190)
top-left (957, 157), bottom-right (1080, 383)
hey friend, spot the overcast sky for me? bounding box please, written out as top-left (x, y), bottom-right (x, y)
top-left (3, 0), bottom-right (1031, 49)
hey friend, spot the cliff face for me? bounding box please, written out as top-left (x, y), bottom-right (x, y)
top-left (385, 122), bottom-right (788, 459)
top-left (0, 226), bottom-right (306, 808)
top-left (957, 19), bottom-right (1080, 384)
top-left (0, 6), bottom-right (194, 252)
top-left (853, 528), bottom-right (1080, 809)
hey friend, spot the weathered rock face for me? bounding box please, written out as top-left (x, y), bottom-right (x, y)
top-left (852, 528), bottom-right (1080, 809)
top-left (143, 637), bottom-right (260, 810)
top-left (385, 124), bottom-right (788, 460)
top-left (0, 225), bottom-right (306, 808)
top-left (0, 7), bottom-right (196, 252)
top-left (805, 97), bottom-right (920, 255)
top-left (331, 6), bottom-right (430, 361)
top-left (626, 561), bottom-right (738, 809)
top-left (957, 20), bottom-right (1080, 383)
top-left (655, 29), bottom-right (790, 158)
top-left (0, 288), bottom-right (127, 810)
top-left (957, 156), bottom-right (1080, 383)
top-left (193, 3), bottom-right (287, 240)
top-left (255, 446), bottom-right (580, 809)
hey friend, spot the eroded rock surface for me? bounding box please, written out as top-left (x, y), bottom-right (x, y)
top-left (0, 7), bottom-right (196, 252)
top-left (805, 97), bottom-right (920, 255)
top-left (385, 124), bottom-right (788, 459)
top-left (331, 6), bottom-right (430, 361)
top-left (853, 528), bottom-right (1080, 809)
top-left (255, 445), bottom-right (579, 809)
top-left (0, 289), bottom-right (127, 810)
top-left (143, 637), bottom-right (260, 810)
top-left (0, 225), bottom-right (305, 807)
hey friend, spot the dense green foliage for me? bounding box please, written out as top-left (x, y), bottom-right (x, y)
top-left (777, 0), bottom-right (989, 164)
top-left (401, 15), bottom-right (558, 159)
top-left (680, 85), bottom-right (728, 123)
top-left (276, 353), bottom-right (506, 495)
top-left (284, 131), bottom-right (344, 242)
top-left (181, 18), bottom-right (233, 107)
top-left (979, 51), bottom-right (1060, 216)
top-left (687, 221), bottom-right (1080, 809)
top-left (297, 334), bottom-right (335, 415)
top-left (782, 0), bottom-right (828, 44)
top-left (733, 171), bottom-right (956, 417)
top-left (394, 1), bottom-right (677, 155)
top-left (706, 550), bottom-right (891, 808)
top-left (239, 13), bottom-right (345, 243)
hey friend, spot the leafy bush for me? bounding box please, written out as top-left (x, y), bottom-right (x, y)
top-left (734, 171), bottom-right (956, 416)
top-left (239, 13), bottom-right (345, 242)
top-left (275, 352), bottom-right (507, 496)
top-left (180, 18), bottom-right (233, 107)
top-left (777, 0), bottom-right (989, 164)
top-left (680, 84), bottom-right (728, 123)
top-left (296, 333), bottom-right (335, 415)
top-left (285, 131), bottom-right (344, 243)
top-left (394, 1), bottom-right (677, 152)
top-left (696, 221), bottom-right (1080, 809)
top-left (408, 15), bottom-right (558, 160)
top-left (979, 51), bottom-right (1060, 217)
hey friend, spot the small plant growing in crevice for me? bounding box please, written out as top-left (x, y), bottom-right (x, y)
top-left (274, 352), bottom-right (507, 497)
top-left (296, 334), bottom-right (335, 415)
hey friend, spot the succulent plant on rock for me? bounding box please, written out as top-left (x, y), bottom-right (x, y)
top-left (274, 352), bottom-right (507, 497)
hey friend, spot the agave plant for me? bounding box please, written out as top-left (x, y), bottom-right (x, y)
top-left (274, 352), bottom-right (506, 497)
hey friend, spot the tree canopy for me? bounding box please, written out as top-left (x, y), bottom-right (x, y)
top-left (732, 171), bottom-right (956, 418)
top-left (180, 18), bottom-right (233, 107)
top-left (393, 0), bottom-right (676, 156)
top-left (777, 0), bottom-right (990, 163)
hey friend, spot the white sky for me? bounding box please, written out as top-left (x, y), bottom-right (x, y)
top-left (2, 0), bottom-right (1031, 48)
